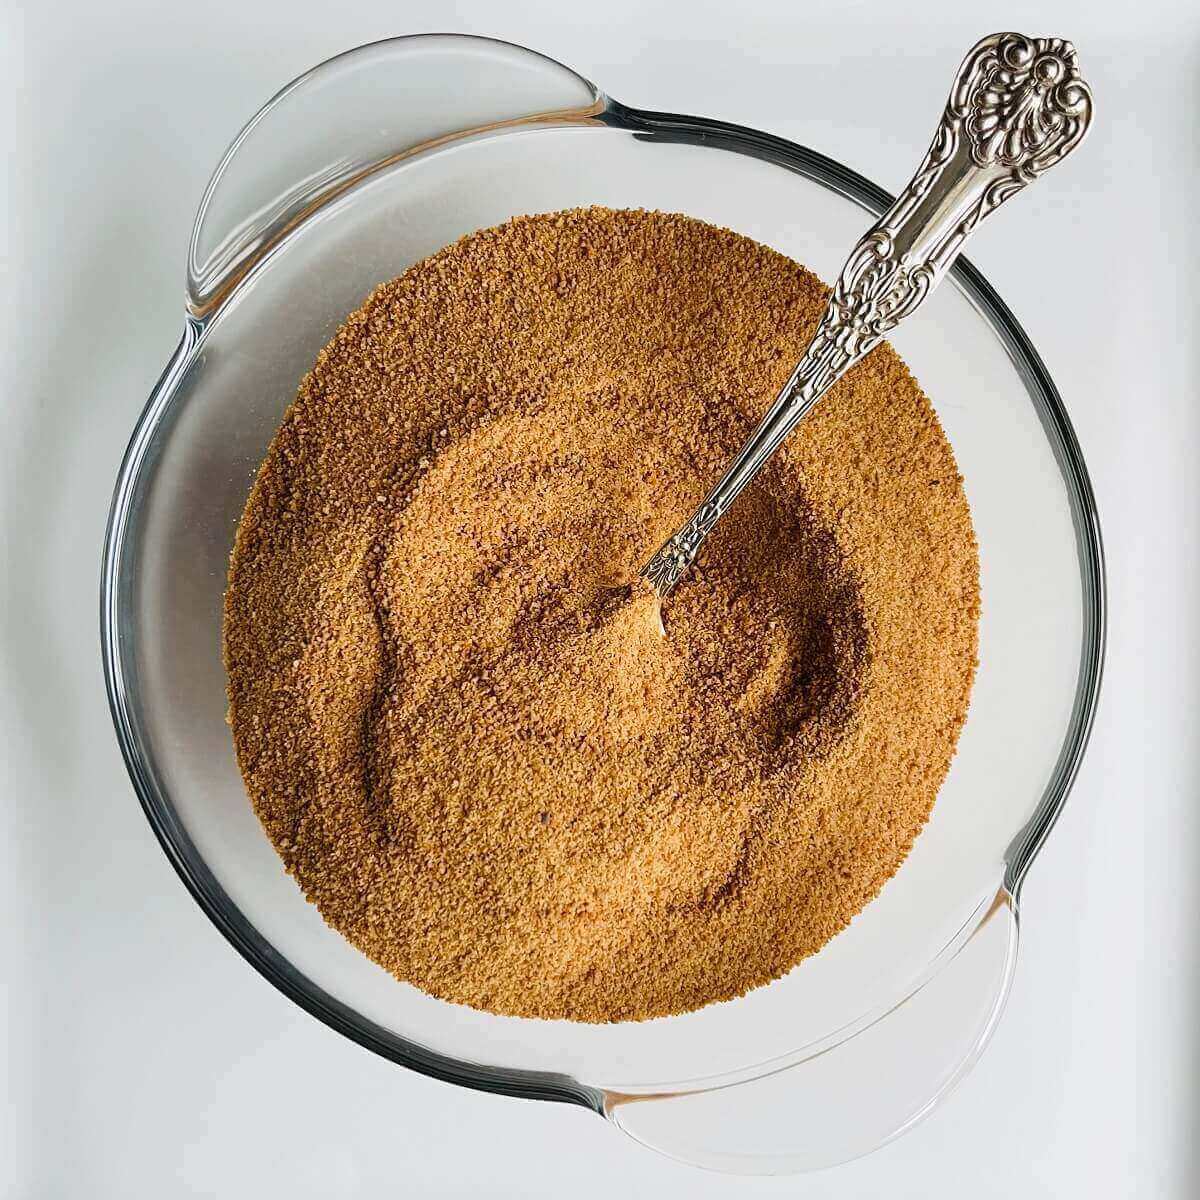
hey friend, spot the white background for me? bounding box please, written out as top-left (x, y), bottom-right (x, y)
top-left (3, 0), bottom-right (1197, 1195)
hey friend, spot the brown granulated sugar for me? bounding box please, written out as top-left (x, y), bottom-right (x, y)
top-left (224, 207), bottom-right (979, 1023)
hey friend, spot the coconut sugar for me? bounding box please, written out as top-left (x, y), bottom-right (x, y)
top-left (224, 208), bottom-right (979, 1022)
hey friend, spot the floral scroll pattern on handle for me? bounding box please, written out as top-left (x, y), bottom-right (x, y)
top-left (641, 502), bottom-right (723, 597)
top-left (793, 33), bottom-right (1094, 387)
top-left (640, 32), bottom-right (1093, 600)
top-left (948, 34), bottom-right (1094, 248)
top-left (793, 234), bottom-right (936, 404)
top-left (961, 35), bottom-right (1093, 172)
top-left (883, 33), bottom-right (1094, 276)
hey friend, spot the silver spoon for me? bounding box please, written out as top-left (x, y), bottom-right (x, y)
top-left (640, 31), bottom-right (1094, 598)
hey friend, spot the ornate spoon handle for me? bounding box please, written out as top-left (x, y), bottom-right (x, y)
top-left (641, 32), bottom-right (1094, 598)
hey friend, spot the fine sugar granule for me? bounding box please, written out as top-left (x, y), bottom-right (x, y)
top-left (224, 208), bottom-right (979, 1022)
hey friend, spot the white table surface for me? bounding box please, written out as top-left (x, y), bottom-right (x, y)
top-left (4, 0), bottom-right (1197, 1194)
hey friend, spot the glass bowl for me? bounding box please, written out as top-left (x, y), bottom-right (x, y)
top-left (100, 34), bottom-right (1104, 1175)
